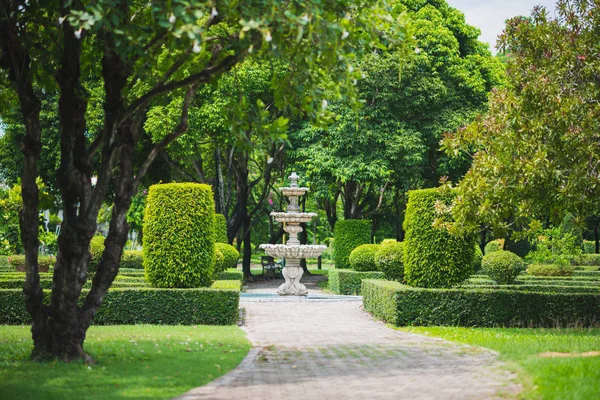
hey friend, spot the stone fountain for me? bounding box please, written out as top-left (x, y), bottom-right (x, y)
top-left (259, 172), bottom-right (327, 296)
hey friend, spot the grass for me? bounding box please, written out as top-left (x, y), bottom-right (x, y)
top-left (0, 325), bottom-right (251, 400)
top-left (400, 326), bottom-right (600, 400)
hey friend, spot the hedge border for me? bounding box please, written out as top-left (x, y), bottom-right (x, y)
top-left (329, 269), bottom-right (384, 295)
top-left (362, 279), bottom-right (600, 328)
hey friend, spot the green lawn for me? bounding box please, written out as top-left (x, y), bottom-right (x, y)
top-left (400, 326), bottom-right (600, 400)
top-left (0, 325), bottom-right (251, 400)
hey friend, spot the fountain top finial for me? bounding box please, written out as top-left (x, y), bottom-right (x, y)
top-left (289, 172), bottom-right (299, 188)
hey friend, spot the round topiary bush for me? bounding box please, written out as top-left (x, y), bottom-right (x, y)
top-left (375, 241), bottom-right (404, 281)
top-left (349, 244), bottom-right (380, 271)
top-left (89, 236), bottom-right (105, 272)
top-left (143, 183), bottom-right (215, 288)
top-left (214, 214), bottom-right (229, 244)
top-left (334, 219), bottom-right (371, 269)
top-left (120, 250), bottom-right (143, 269)
top-left (403, 188), bottom-right (476, 288)
top-left (526, 263), bottom-right (574, 277)
top-left (484, 239), bottom-right (503, 254)
top-left (214, 248), bottom-right (224, 274)
top-left (481, 250), bottom-right (524, 284)
top-left (214, 242), bottom-right (239, 273)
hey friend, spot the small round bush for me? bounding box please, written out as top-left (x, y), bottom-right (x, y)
top-left (89, 236), bottom-right (105, 272)
top-left (526, 263), bottom-right (574, 277)
top-left (214, 248), bottom-right (224, 274)
top-left (375, 241), bottom-right (404, 281)
top-left (334, 219), bottom-right (371, 269)
top-left (484, 239), bottom-right (503, 254)
top-left (482, 250), bottom-right (524, 284)
top-left (214, 214), bottom-right (229, 243)
top-left (120, 250), bottom-right (143, 269)
top-left (349, 244), bottom-right (380, 271)
top-left (215, 242), bottom-right (239, 273)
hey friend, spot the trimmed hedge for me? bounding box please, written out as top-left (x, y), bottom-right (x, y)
top-left (0, 256), bottom-right (8, 269)
top-left (0, 278), bottom-right (148, 289)
top-left (527, 263), bottom-right (574, 277)
top-left (216, 269), bottom-right (244, 282)
top-left (143, 183), bottom-right (215, 288)
top-left (403, 188), bottom-right (476, 288)
top-left (8, 255), bottom-right (55, 272)
top-left (349, 244), bottom-right (380, 272)
top-left (333, 219), bottom-right (371, 269)
top-left (464, 284), bottom-right (600, 294)
top-left (89, 236), bottom-right (105, 272)
top-left (362, 279), bottom-right (600, 327)
top-left (482, 250), bottom-right (524, 284)
top-left (572, 254), bottom-right (600, 266)
top-left (0, 287), bottom-right (239, 325)
top-left (214, 243), bottom-right (239, 273)
top-left (214, 214), bottom-right (229, 243)
top-left (328, 269), bottom-right (384, 295)
top-left (120, 250), bottom-right (143, 269)
top-left (374, 241), bottom-right (404, 282)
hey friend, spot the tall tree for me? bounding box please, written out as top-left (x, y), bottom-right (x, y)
top-left (443, 0), bottom-right (600, 237)
top-left (0, 0), bottom-right (405, 361)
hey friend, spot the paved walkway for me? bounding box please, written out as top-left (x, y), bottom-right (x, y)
top-left (176, 290), bottom-right (520, 400)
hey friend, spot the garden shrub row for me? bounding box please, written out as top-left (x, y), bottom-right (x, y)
top-left (120, 250), bottom-right (143, 269)
top-left (463, 284), bottom-right (600, 294)
top-left (328, 269), bottom-right (384, 295)
top-left (362, 279), bottom-right (600, 327)
top-left (0, 287), bottom-right (240, 325)
top-left (211, 279), bottom-right (242, 291)
top-left (0, 278), bottom-right (148, 290)
top-left (333, 219), bottom-right (371, 269)
top-left (215, 269), bottom-right (244, 282)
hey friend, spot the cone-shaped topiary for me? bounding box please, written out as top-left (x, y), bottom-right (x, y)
top-left (214, 214), bottom-right (229, 243)
top-left (349, 244), bottom-right (380, 271)
top-left (334, 219), bottom-right (371, 269)
top-left (375, 241), bottom-right (405, 282)
top-left (143, 183), bottom-right (215, 288)
top-left (403, 188), bottom-right (476, 288)
top-left (482, 250), bottom-right (524, 284)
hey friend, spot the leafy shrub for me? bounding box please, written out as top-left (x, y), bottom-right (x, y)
top-left (333, 220), bottom-right (371, 269)
top-left (349, 244), bottom-right (380, 271)
top-left (0, 287), bottom-right (239, 325)
top-left (120, 250), bottom-right (143, 269)
top-left (527, 228), bottom-right (582, 265)
top-left (214, 214), bottom-right (229, 243)
top-left (0, 256), bottom-right (8, 271)
top-left (39, 230), bottom-right (58, 255)
top-left (214, 248), bottom-right (224, 274)
top-left (89, 236), bottom-right (105, 272)
top-left (214, 243), bottom-right (239, 273)
top-left (210, 279), bottom-right (242, 291)
top-left (484, 239), bottom-right (503, 254)
top-left (216, 269), bottom-right (244, 282)
top-left (374, 241), bottom-right (404, 281)
top-left (403, 188), bottom-right (475, 288)
top-left (328, 269), bottom-right (384, 295)
top-left (570, 253), bottom-right (600, 266)
top-left (560, 213), bottom-right (584, 249)
top-left (527, 263), bottom-right (575, 277)
top-left (504, 234), bottom-right (533, 258)
top-left (381, 239), bottom-right (397, 245)
top-left (362, 279), bottom-right (600, 328)
top-left (8, 255), bottom-right (55, 272)
top-left (583, 240), bottom-right (596, 254)
top-left (143, 183), bottom-right (215, 288)
top-left (481, 250), bottom-right (523, 284)
top-left (473, 245), bottom-right (483, 271)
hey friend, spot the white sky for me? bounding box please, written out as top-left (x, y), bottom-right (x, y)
top-left (446, 0), bottom-right (558, 53)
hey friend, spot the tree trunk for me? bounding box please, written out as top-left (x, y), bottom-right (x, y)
top-left (480, 227), bottom-right (487, 254)
top-left (242, 215), bottom-right (252, 279)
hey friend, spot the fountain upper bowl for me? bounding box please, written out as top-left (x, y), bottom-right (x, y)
top-left (259, 244), bottom-right (327, 259)
top-left (270, 212), bottom-right (317, 223)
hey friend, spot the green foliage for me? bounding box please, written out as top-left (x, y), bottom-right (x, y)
top-left (89, 236), bottom-right (105, 273)
top-left (214, 214), bottom-right (229, 244)
top-left (349, 244), bottom-right (380, 272)
top-left (214, 248), bottom-right (224, 275)
top-left (374, 241), bottom-right (405, 282)
top-left (527, 264), bottom-right (575, 277)
top-left (527, 227), bottom-right (583, 265)
top-left (484, 239), bottom-right (503, 254)
top-left (472, 245), bottom-right (483, 271)
top-left (583, 240), bottom-right (596, 254)
top-left (38, 230), bottom-right (58, 255)
top-left (143, 183), bottom-right (215, 288)
top-left (210, 279), bottom-right (242, 291)
top-left (362, 279), bottom-right (600, 327)
top-left (214, 243), bottom-right (239, 274)
top-left (560, 213), bottom-right (584, 249)
top-left (333, 219), bottom-right (371, 269)
top-left (328, 269), bottom-right (384, 295)
top-left (572, 254), bottom-right (600, 267)
top-left (445, 1), bottom-right (600, 233)
top-left (481, 250), bottom-right (523, 284)
top-left (120, 250), bottom-right (143, 269)
top-left (215, 269), bottom-right (244, 283)
top-left (8, 255), bottom-right (54, 272)
top-left (403, 188), bottom-right (476, 288)
top-left (126, 189), bottom-right (147, 244)
top-left (0, 288), bottom-right (239, 325)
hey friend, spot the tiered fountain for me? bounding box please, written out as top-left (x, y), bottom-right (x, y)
top-left (260, 172), bottom-right (327, 296)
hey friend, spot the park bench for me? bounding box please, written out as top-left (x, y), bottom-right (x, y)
top-left (261, 256), bottom-right (284, 278)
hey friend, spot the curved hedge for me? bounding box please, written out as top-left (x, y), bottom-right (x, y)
top-left (482, 250), bottom-right (523, 284)
top-left (214, 214), bottom-right (229, 243)
top-left (349, 244), bottom-right (380, 271)
top-left (334, 219), bottom-right (371, 269)
top-left (214, 243), bottom-right (239, 273)
top-left (143, 183), bottom-right (215, 288)
top-left (375, 241), bottom-right (405, 282)
top-left (403, 188), bottom-right (475, 288)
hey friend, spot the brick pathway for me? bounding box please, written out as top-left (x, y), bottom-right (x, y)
top-left (176, 298), bottom-right (520, 400)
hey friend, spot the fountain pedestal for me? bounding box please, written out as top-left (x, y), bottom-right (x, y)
top-left (259, 172), bottom-right (327, 296)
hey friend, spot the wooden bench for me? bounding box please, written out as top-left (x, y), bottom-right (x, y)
top-left (261, 256), bottom-right (284, 278)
